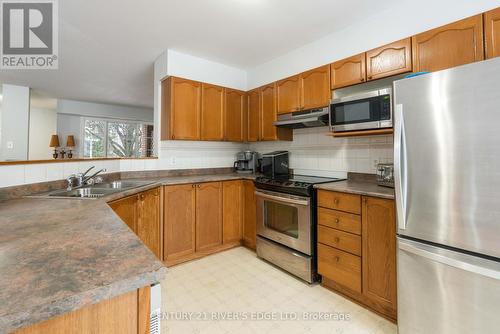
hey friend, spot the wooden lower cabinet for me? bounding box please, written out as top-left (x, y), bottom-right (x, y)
top-left (164, 180), bottom-right (252, 266)
top-left (196, 182), bottom-right (223, 251)
top-left (242, 180), bottom-right (257, 250)
top-left (109, 187), bottom-right (162, 259)
top-left (163, 184), bottom-right (196, 264)
top-left (318, 191), bottom-right (397, 321)
top-left (362, 196), bottom-right (397, 320)
top-left (222, 181), bottom-right (243, 245)
top-left (13, 288), bottom-right (149, 334)
top-left (109, 195), bottom-right (137, 232)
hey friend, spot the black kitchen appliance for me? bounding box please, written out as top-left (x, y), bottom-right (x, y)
top-left (261, 151), bottom-right (289, 178)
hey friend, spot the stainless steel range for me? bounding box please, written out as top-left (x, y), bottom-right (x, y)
top-left (255, 174), bottom-right (344, 283)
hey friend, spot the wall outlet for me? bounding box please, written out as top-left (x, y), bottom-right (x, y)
top-left (170, 156), bottom-right (176, 165)
top-left (6, 141), bottom-right (13, 149)
top-left (373, 159), bottom-right (379, 169)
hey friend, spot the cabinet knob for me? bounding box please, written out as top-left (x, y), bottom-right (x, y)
top-left (192, 184), bottom-right (195, 188)
top-left (335, 256), bottom-right (340, 262)
top-left (334, 198), bottom-right (339, 205)
top-left (171, 134), bottom-right (175, 140)
top-left (367, 75), bottom-right (373, 80)
top-left (335, 218), bottom-right (340, 224)
top-left (360, 77), bottom-right (365, 82)
top-left (363, 198), bottom-right (367, 204)
top-left (334, 237), bottom-right (340, 243)
top-left (197, 184), bottom-right (201, 188)
top-left (140, 194), bottom-right (145, 200)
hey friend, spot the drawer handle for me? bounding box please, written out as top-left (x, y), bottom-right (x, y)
top-left (335, 256), bottom-right (340, 262)
top-left (334, 237), bottom-right (340, 243)
top-left (334, 198), bottom-right (339, 205)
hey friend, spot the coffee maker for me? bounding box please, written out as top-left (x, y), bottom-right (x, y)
top-left (234, 151), bottom-right (259, 173)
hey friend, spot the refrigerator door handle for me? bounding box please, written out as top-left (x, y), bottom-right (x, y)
top-left (399, 239), bottom-right (500, 280)
top-left (394, 103), bottom-right (407, 230)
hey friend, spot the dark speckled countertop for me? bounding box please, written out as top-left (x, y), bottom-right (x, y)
top-left (0, 172), bottom-right (256, 333)
top-left (314, 173), bottom-right (395, 199)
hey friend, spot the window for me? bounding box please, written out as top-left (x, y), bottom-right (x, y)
top-left (83, 118), bottom-right (153, 158)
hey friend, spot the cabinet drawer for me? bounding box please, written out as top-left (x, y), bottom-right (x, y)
top-left (318, 243), bottom-right (361, 293)
top-left (318, 190), bottom-right (361, 214)
top-left (317, 207), bottom-right (361, 235)
top-left (318, 225), bottom-right (361, 256)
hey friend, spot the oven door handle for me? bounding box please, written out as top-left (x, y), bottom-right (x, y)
top-left (255, 191), bottom-right (309, 206)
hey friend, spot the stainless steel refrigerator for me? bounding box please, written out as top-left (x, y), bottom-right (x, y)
top-left (394, 58), bottom-right (500, 334)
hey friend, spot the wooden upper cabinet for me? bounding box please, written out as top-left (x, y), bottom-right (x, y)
top-left (224, 89), bottom-right (245, 142)
top-left (243, 180), bottom-right (257, 250)
top-left (485, 7), bottom-right (500, 59)
top-left (331, 53), bottom-right (366, 89)
top-left (109, 195), bottom-right (137, 233)
top-left (195, 182), bottom-right (223, 251)
top-left (260, 83), bottom-right (278, 140)
top-left (366, 38), bottom-right (412, 80)
top-left (161, 77), bottom-right (201, 140)
top-left (300, 65), bottom-right (331, 110)
top-left (362, 196), bottom-right (397, 319)
top-left (247, 89), bottom-right (261, 142)
top-left (222, 181), bottom-right (243, 245)
top-left (412, 14), bottom-right (484, 72)
top-left (276, 75), bottom-right (301, 114)
top-left (164, 184), bottom-right (196, 264)
top-left (201, 83), bottom-right (224, 141)
top-left (137, 187), bottom-right (161, 258)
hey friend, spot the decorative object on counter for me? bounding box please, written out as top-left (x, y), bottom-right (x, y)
top-left (66, 135), bottom-right (75, 159)
top-left (49, 135), bottom-right (61, 159)
top-left (376, 163), bottom-right (394, 188)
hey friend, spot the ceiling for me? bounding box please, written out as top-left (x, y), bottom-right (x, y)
top-left (0, 0), bottom-right (401, 108)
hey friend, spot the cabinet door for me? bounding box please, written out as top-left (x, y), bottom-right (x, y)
top-left (201, 83), bottom-right (224, 141)
top-left (161, 77), bottom-right (201, 140)
top-left (164, 184), bottom-right (196, 264)
top-left (412, 15), bottom-right (484, 72)
top-left (243, 180), bottom-right (257, 250)
top-left (300, 65), bottom-right (331, 110)
top-left (485, 7), bottom-right (500, 59)
top-left (109, 195), bottom-right (137, 233)
top-left (330, 53), bottom-right (366, 89)
top-left (196, 182), bottom-right (223, 251)
top-left (366, 38), bottom-right (412, 81)
top-left (222, 180), bottom-right (243, 244)
top-left (224, 89), bottom-right (245, 142)
top-left (260, 83), bottom-right (278, 140)
top-left (137, 187), bottom-right (161, 259)
top-left (362, 196), bottom-right (397, 319)
top-left (276, 75), bottom-right (301, 114)
top-left (247, 89), bottom-right (261, 142)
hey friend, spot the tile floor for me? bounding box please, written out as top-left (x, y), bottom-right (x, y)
top-left (161, 247), bottom-right (397, 334)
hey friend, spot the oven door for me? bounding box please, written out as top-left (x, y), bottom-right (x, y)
top-left (255, 190), bottom-right (311, 255)
top-left (330, 89), bottom-right (392, 132)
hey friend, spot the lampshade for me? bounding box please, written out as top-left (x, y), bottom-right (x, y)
top-left (49, 135), bottom-right (60, 148)
top-left (66, 135), bottom-right (75, 147)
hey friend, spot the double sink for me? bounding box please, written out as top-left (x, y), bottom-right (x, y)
top-left (42, 180), bottom-right (155, 199)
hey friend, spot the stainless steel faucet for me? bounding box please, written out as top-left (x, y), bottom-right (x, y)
top-left (67, 166), bottom-right (107, 190)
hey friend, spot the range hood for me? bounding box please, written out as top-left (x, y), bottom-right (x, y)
top-left (273, 107), bottom-right (329, 129)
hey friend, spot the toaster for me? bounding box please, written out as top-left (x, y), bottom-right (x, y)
top-left (376, 163), bottom-right (394, 188)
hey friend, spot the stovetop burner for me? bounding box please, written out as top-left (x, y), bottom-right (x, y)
top-left (255, 174), bottom-right (345, 196)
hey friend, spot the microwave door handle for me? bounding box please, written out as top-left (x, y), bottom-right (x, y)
top-left (255, 191), bottom-right (309, 206)
top-left (394, 104), bottom-right (408, 230)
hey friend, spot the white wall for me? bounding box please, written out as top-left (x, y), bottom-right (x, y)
top-left (29, 108), bottom-right (57, 160)
top-left (250, 129), bottom-right (393, 178)
top-left (1, 84), bottom-right (30, 161)
top-left (57, 99), bottom-right (153, 122)
top-left (247, 0), bottom-right (500, 88)
top-left (165, 50), bottom-right (247, 90)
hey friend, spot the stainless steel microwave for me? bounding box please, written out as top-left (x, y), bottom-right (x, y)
top-left (330, 88), bottom-right (392, 132)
